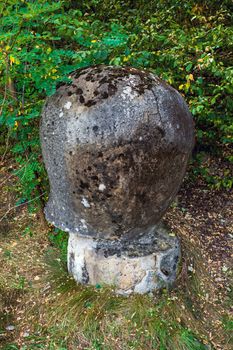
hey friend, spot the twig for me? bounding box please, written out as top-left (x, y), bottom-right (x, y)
top-left (0, 80), bottom-right (8, 116)
top-left (0, 154), bottom-right (33, 186)
top-left (0, 192), bottom-right (46, 223)
top-left (0, 129), bottom-right (11, 162)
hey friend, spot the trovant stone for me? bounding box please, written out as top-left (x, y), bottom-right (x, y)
top-left (40, 65), bottom-right (194, 294)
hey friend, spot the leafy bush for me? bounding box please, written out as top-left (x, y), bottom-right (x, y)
top-left (0, 0), bottom-right (232, 209)
top-left (0, 0), bottom-right (134, 208)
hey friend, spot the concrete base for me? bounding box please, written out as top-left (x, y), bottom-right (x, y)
top-left (67, 228), bottom-right (180, 295)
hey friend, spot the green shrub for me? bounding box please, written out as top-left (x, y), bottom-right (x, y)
top-left (0, 0), bottom-right (134, 208)
top-left (0, 0), bottom-right (232, 210)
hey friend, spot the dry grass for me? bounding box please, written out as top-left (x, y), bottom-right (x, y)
top-left (0, 160), bottom-right (232, 349)
top-left (38, 229), bottom-right (231, 350)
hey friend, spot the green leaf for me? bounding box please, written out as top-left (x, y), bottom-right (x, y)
top-left (186, 63), bottom-right (192, 72)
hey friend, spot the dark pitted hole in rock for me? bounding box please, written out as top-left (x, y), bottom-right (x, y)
top-left (93, 125), bottom-right (99, 133)
top-left (80, 180), bottom-right (89, 189)
top-left (40, 65), bottom-right (194, 294)
top-left (79, 95), bottom-right (85, 104)
top-left (85, 100), bottom-right (97, 107)
top-left (102, 92), bottom-right (109, 99)
top-left (108, 84), bottom-right (117, 96)
top-left (156, 126), bottom-right (165, 138)
top-left (161, 268), bottom-right (170, 276)
top-left (99, 76), bottom-right (108, 84)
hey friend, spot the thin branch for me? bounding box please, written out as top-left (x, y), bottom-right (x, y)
top-left (0, 192), bottom-right (46, 223)
top-left (0, 77), bottom-right (8, 116)
top-left (0, 129), bottom-right (11, 162)
top-left (0, 154), bottom-right (33, 186)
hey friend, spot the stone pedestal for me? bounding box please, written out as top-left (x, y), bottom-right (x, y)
top-left (40, 65), bottom-right (194, 294)
top-left (68, 225), bottom-right (180, 295)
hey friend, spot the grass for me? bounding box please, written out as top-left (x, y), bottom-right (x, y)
top-left (1, 222), bottom-right (232, 349)
top-left (0, 161), bottom-right (232, 349)
top-left (7, 233), bottom-right (228, 350)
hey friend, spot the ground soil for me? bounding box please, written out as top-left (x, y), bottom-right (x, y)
top-left (0, 157), bottom-right (232, 349)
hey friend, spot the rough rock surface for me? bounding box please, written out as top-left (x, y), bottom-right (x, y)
top-left (68, 225), bottom-right (180, 295)
top-left (40, 65), bottom-right (194, 240)
top-left (40, 65), bottom-right (194, 293)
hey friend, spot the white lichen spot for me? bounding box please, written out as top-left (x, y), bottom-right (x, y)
top-left (64, 101), bottom-right (72, 110)
top-left (59, 112), bottom-right (63, 117)
top-left (80, 219), bottom-right (87, 229)
top-left (121, 86), bottom-right (134, 100)
top-left (98, 183), bottom-right (106, 191)
top-left (81, 197), bottom-right (90, 208)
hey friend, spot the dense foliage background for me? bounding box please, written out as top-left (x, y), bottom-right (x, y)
top-left (0, 2), bottom-right (232, 349)
top-left (0, 0), bottom-right (233, 210)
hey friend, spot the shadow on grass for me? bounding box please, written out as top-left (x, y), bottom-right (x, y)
top-left (2, 230), bottom-right (231, 350)
top-left (34, 232), bottom-right (231, 350)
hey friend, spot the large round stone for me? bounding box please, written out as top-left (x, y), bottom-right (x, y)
top-left (40, 65), bottom-right (194, 240)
